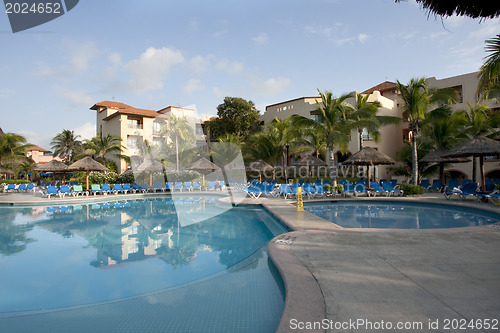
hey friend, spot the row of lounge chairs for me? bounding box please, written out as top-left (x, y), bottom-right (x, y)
top-left (4, 183), bottom-right (36, 192)
top-left (443, 182), bottom-right (500, 203)
top-left (410, 178), bottom-right (498, 193)
top-left (243, 179), bottom-right (404, 199)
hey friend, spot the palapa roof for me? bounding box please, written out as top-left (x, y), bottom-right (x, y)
top-left (295, 155), bottom-right (327, 166)
top-left (343, 147), bottom-right (395, 166)
top-left (419, 148), bottom-right (471, 163)
top-left (136, 158), bottom-right (165, 173)
top-left (68, 156), bottom-right (108, 172)
top-left (442, 136), bottom-right (500, 157)
top-left (34, 159), bottom-right (68, 172)
top-left (245, 159), bottom-right (275, 171)
top-left (0, 165), bottom-right (14, 174)
top-left (189, 157), bottom-right (220, 172)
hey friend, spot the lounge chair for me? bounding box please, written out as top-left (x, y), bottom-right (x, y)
top-left (42, 185), bottom-right (59, 198)
top-left (382, 181), bottom-right (403, 196)
top-left (183, 182), bottom-right (192, 191)
top-left (369, 182), bottom-right (388, 197)
top-left (132, 183), bottom-right (147, 193)
top-left (445, 178), bottom-right (459, 192)
top-left (5, 184), bottom-right (16, 192)
top-left (314, 184), bottom-right (325, 198)
top-left (113, 184), bottom-right (126, 194)
top-left (303, 183), bottom-right (317, 199)
top-left (279, 184), bottom-right (295, 199)
top-left (72, 185), bottom-right (88, 196)
top-left (58, 185), bottom-right (71, 198)
top-left (192, 181), bottom-right (201, 191)
top-left (166, 182), bottom-right (173, 191)
top-left (91, 184), bottom-right (104, 195)
top-left (17, 184), bottom-right (27, 191)
top-left (207, 181), bottom-right (216, 190)
top-left (354, 180), bottom-right (368, 196)
top-left (419, 179), bottom-right (430, 189)
top-left (26, 183), bottom-right (35, 192)
top-left (427, 179), bottom-right (442, 192)
top-left (174, 182), bottom-right (183, 191)
top-left (123, 183), bottom-right (134, 193)
top-left (342, 181), bottom-right (355, 197)
top-left (443, 182), bottom-right (478, 200)
top-left (153, 182), bottom-right (166, 192)
top-left (101, 184), bottom-right (113, 195)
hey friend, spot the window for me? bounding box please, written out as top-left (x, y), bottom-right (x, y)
top-left (127, 135), bottom-right (143, 149)
top-left (127, 117), bottom-right (142, 129)
top-left (310, 113), bottom-right (322, 122)
top-left (153, 121), bottom-right (162, 135)
top-left (361, 128), bottom-right (373, 141)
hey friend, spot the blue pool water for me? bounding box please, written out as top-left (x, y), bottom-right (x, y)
top-left (305, 201), bottom-right (500, 229)
top-left (0, 195), bottom-right (287, 332)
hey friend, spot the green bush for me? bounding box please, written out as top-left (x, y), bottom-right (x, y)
top-left (400, 184), bottom-right (425, 195)
top-left (117, 172), bottom-right (135, 184)
top-left (0, 179), bottom-right (30, 184)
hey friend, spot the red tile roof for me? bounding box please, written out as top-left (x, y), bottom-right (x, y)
top-left (362, 81), bottom-right (397, 94)
top-left (26, 145), bottom-right (48, 152)
top-left (91, 101), bottom-right (161, 120)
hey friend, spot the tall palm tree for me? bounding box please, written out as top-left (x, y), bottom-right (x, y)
top-left (351, 93), bottom-right (401, 150)
top-left (160, 115), bottom-right (195, 171)
top-left (0, 133), bottom-right (33, 173)
top-left (292, 90), bottom-right (355, 184)
top-left (478, 34), bottom-right (500, 100)
top-left (83, 133), bottom-right (124, 165)
top-left (51, 129), bottom-right (82, 163)
top-left (396, 78), bottom-right (456, 183)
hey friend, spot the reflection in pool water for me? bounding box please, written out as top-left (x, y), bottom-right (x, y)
top-left (0, 196), bottom-right (287, 333)
top-left (305, 201), bottom-right (500, 229)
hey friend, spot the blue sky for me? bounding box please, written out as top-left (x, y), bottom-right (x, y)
top-left (1, 0), bottom-right (499, 150)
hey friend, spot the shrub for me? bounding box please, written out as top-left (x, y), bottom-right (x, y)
top-left (400, 184), bottom-right (425, 195)
top-left (117, 172), bottom-right (134, 184)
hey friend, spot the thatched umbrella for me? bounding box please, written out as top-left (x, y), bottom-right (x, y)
top-left (34, 159), bottom-right (69, 184)
top-left (245, 159), bottom-right (275, 181)
top-left (442, 136), bottom-right (500, 191)
top-left (0, 164), bottom-right (14, 180)
top-left (295, 155), bottom-right (327, 179)
top-left (343, 147), bottom-right (395, 188)
top-left (188, 157), bottom-right (220, 185)
top-left (68, 156), bottom-right (108, 190)
top-left (419, 148), bottom-right (471, 183)
top-left (136, 158), bottom-right (165, 188)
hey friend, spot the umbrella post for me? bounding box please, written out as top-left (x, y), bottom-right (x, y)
top-left (480, 156), bottom-right (486, 191)
top-left (86, 171), bottom-right (89, 191)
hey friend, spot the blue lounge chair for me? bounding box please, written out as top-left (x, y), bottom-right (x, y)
top-left (132, 183), bottom-right (147, 193)
top-left (369, 182), bottom-right (388, 197)
top-left (303, 183), bottom-right (316, 199)
top-left (279, 184), bottom-right (295, 199)
top-left (42, 185), bottom-right (59, 198)
top-left (113, 184), bottom-right (126, 194)
top-left (314, 184), bottom-right (325, 198)
top-left (192, 181), bottom-right (201, 191)
top-left (382, 181), bottom-right (403, 196)
top-left (207, 181), bottom-right (215, 190)
top-left (5, 184), bottom-right (16, 192)
top-left (91, 184), bottom-right (103, 195)
top-left (427, 179), bottom-right (442, 192)
top-left (445, 178), bottom-right (459, 192)
top-left (354, 180), bottom-right (368, 196)
top-left (166, 182), bottom-right (173, 191)
top-left (174, 182), bottom-right (183, 191)
top-left (419, 179), bottom-right (430, 189)
top-left (444, 182), bottom-right (478, 200)
top-left (72, 185), bottom-right (88, 196)
top-left (342, 181), bottom-right (355, 196)
top-left (390, 179), bottom-right (398, 187)
top-left (152, 182), bottom-right (165, 192)
top-left (59, 185), bottom-right (71, 198)
top-left (17, 184), bottom-right (27, 192)
top-left (122, 183), bottom-right (133, 193)
top-left (246, 185), bottom-right (263, 198)
top-left (101, 184), bottom-right (113, 195)
top-left (183, 182), bottom-right (192, 191)
top-left (26, 183), bottom-right (35, 192)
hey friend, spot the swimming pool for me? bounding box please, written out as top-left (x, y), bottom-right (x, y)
top-left (305, 201), bottom-right (500, 229)
top-left (0, 195), bottom-right (288, 332)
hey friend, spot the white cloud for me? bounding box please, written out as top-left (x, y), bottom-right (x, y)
top-left (183, 79), bottom-right (204, 95)
top-left (69, 41), bottom-right (98, 72)
top-left (252, 32), bottom-right (269, 45)
top-left (216, 59), bottom-right (244, 75)
top-left (189, 55), bottom-right (211, 75)
top-left (358, 33), bottom-right (368, 43)
top-left (59, 88), bottom-right (94, 108)
top-left (253, 77), bottom-right (291, 96)
top-left (125, 47), bottom-right (184, 93)
top-left (73, 122), bottom-right (96, 141)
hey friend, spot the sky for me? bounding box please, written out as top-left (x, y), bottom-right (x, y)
top-left (1, 0), bottom-right (499, 150)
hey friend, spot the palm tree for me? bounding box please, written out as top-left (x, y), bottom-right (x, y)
top-left (351, 93), bottom-right (401, 150)
top-left (0, 132), bottom-right (33, 167)
top-left (51, 129), bottom-right (82, 163)
top-left (83, 133), bottom-right (124, 164)
top-left (292, 90), bottom-right (355, 184)
top-left (478, 34), bottom-right (500, 100)
top-left (396, 78), bottom-right (457, 184)
top-left (160, 115), bottom-right (195, 171)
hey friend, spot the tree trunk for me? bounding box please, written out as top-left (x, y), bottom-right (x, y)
top-left (328, 147), bottom-right (337, 187)
top-left (359, 129), bottom-right (363, 150)
top-left (411, 134), bottom-right (419, 184)
top-left (472, 156), bottom-right (477, 183)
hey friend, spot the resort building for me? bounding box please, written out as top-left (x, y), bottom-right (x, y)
top-left (90, 101), bottom-right (205, 173)
top-left (261, 71), bottom-right (500, 181)
top-left (25, 146), bottom-right (63, 165)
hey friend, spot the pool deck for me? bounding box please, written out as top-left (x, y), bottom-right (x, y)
top-left (2, 191), bottom-right (500, 333)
